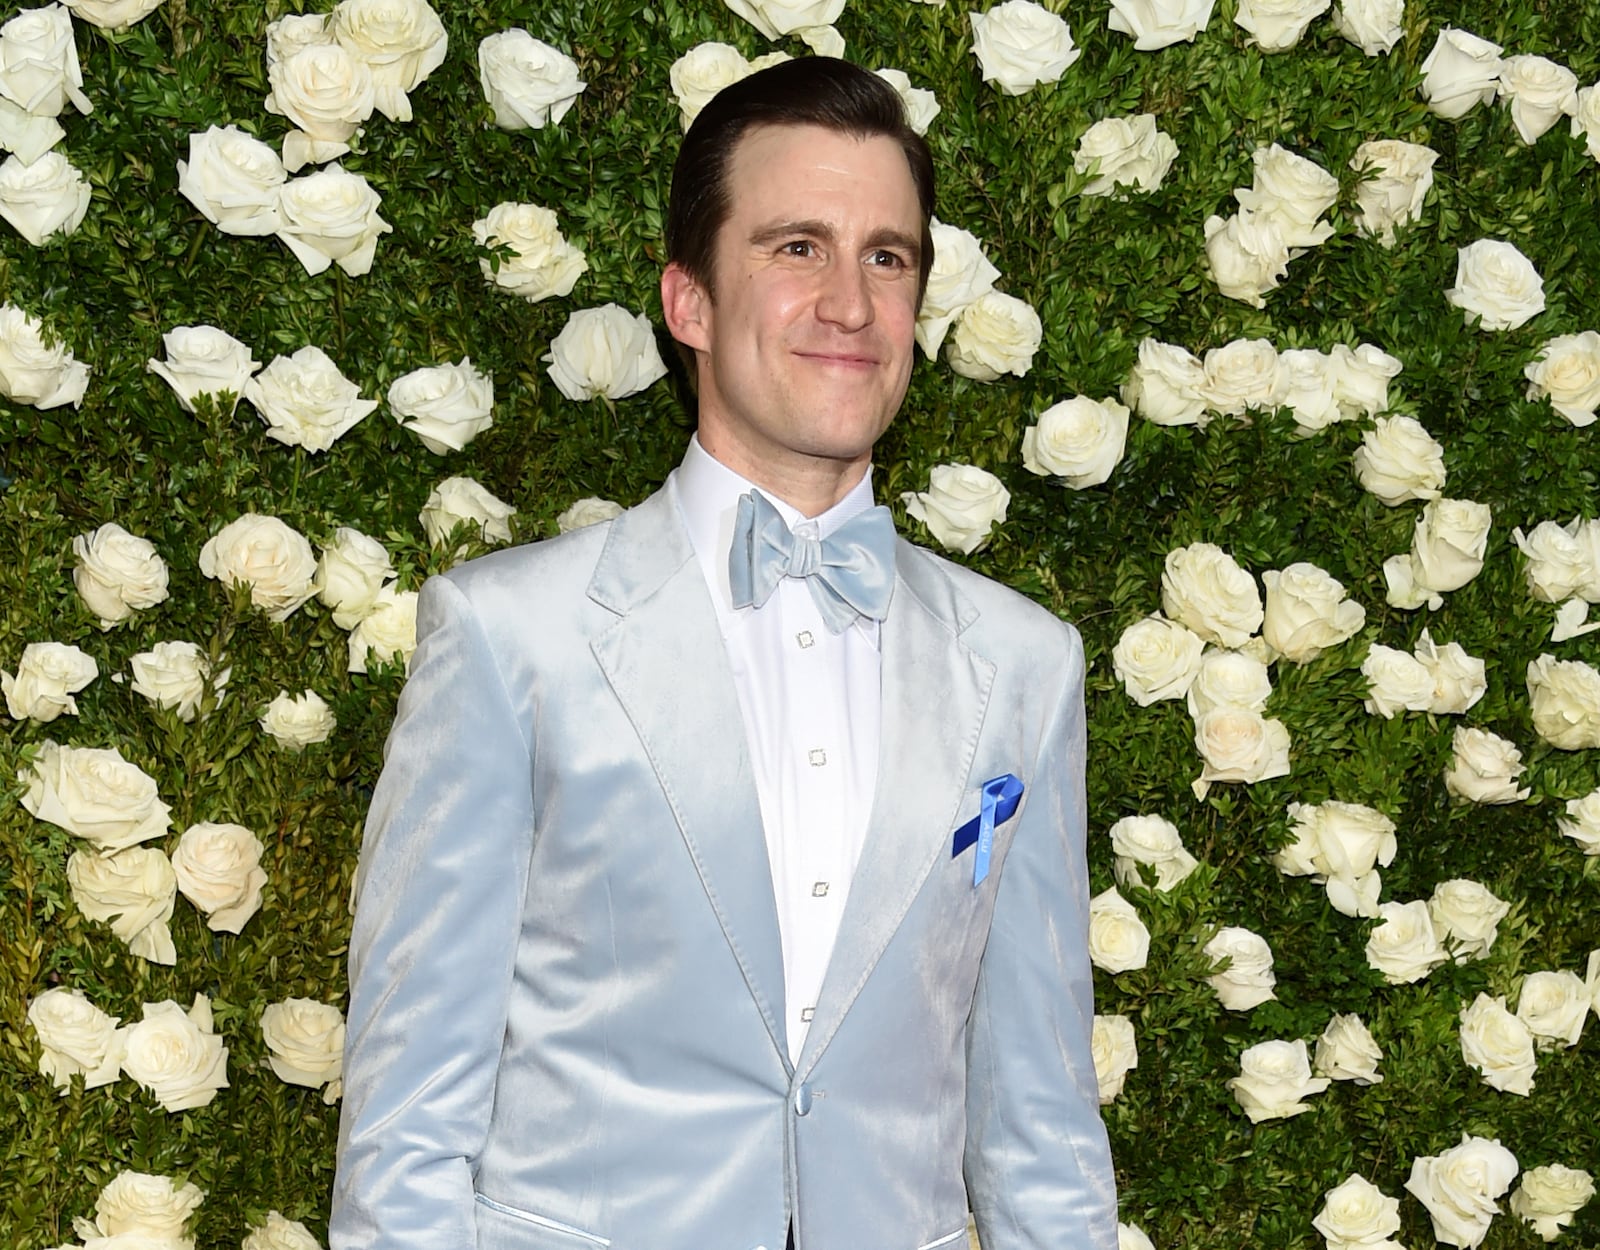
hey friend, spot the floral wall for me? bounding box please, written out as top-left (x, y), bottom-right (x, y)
top-left (1, 0), bottom-right (1597, 1247)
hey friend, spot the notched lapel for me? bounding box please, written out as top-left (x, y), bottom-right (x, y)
top-left (796, 544), bottom-right (996, 1076)
top-left (589, 489), bottom-right (790, 1069)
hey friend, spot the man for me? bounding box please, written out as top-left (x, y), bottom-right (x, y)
top-left (332, 57), bottom-right (1115, 1250)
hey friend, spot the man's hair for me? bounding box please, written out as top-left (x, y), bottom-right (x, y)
top-left (666, 56), bottom-right (937, 307)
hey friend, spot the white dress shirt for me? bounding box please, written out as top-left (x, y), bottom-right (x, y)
top-left (675, 436), bottom-right (882, 1062)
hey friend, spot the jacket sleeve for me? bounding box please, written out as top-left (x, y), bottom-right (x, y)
top-left (330, 573), bottom-right (536, 1250)
top-left (964, 624), bottom-right (1119, 1250)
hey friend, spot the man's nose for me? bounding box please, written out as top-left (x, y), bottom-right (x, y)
top-left (815, 259), bottom-right (873, 330)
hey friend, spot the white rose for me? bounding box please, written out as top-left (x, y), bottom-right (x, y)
top-left (1350, 138), bottom-right (1437, 245)
top-left (26, 987), bottom-right (123, 1091)
top-left (1558, 788), bottom-right (1600, 854)
top-left (1074, 114), bottom-right (1178, 197)
top-left (946, 289), bottom-right (1042, 381)
top-left (1510, 1165), bottom-right (1596, 1241)
top-left (1185, 649), bottom-right (1271, 718)
top-left (1234, 0), bottom-right (1330, 51)
top-left (0, 301), bottom-right (89, 408)
top-left (244, 1210), bottom-right (324, 1250)
top-left (66, 846), bottom-right (177, 964)
top-left (122, 996), bottom-right (229, 1112)
top-left (347, 583), bottom-right (419, 674)
top-left (1281, 799), bottom-right (1396, 917)
top-left (474, 201), bottom-right (587, 304)
top-left (71, 522), bottom-right (168, 627)
top-left (314, 526), bottom-right (393, 628)
top-left (1407, 1134), bottom-right (1519, 1249)
top-left (1458, 993), bottom-right (1537, 1095)
top-left (330, 0), bottom-right (448, 123)
top-left (1110, 813), bottom-right (1199, 891)
top-left (1576, 84), bottom-right (1600, 164)
top-left (1498, 55), bottom-right (1578, 144)
top-left (198, 514), bottom-right (318, 621)
top-left (1353, 414), bottom-right (1445, 506)
top-left (1087, 886), bottom-right (1151, 974)
top-left (1513, 519), bottom-right (1594, 602)
top-left (276, 164), bottom-right (391, 277)
top-left (875, 68), bottom-right (939, 136)
top-left (478, 29), bottom-right (585, 129)
top-left (1111, 614), bottom-right (1203, 706)
top-left (915, 218), bottom-right (999, 357)
top-left (265, 41), bottom-right (375, 172)
top-left (146, 324), bottom-right (261, 417)
top-left (3, 640), bottom-right (95, 722)
top-left (260, 998), bottom-right (344, 1100)
top-left (1274, 348), bottom-right (1340, 433)
top-left (1198, 338), bottom-right (1280, 416)
top-left (669, 42), bottom-right (749, 129)
top-left (1445, 239), bottom-right (1545, 331)
top-left (1314, 1174), bottom-right (1401, 1249)
top-left (722, 0), bottom-right (844, 39)
top-left (1314, 1014), bottom-right (1384, 1085)
top-left (76, 1170), bottom-right (204, 1240)
top-left (0, 94), bottom-right (62, 168)
top-left (1235, 144), bottom-right (1338, 249)
top-left (1106, 0), bottom-right (1216, 49)
top-left (1329, 0), bottom-right (1402, 55)
top-left (0, 5), bottom-right (91, 118)
top-left (1193, 707), bottom-right (1291, 795)
top-left (1228, 1039), bottom-right (1329, 1122)
top-left (556, 496), bottom-right (624, 533)
top-left (969, 0), bottom-right (1080, 96)
top-left (1430, 878), bottom-right (1510, 961)
top-left (1528, 653), bottom-right (1600, 749)
top-left (171, 821), bottom-right (267, 934)
top-left (129, 640), bottom-right (222, 722)
top-left (1516, 970), bottom-right (1590, 1050)
top-left (1421, 28), bottom-right (1505, 119)
top-left (387, 356), bottom-right (494, 454)
top-left (1122, 337), bottom-right (1207, 426)
top-left (1525, 333), bottom-right (1600, 427)
top-left (1366, 899), bottom-right (1448, 984)
top-left (61, 0), bottom-right (166, 29)
top-left (901, 463), bottom-right (1010, 556)
top-left (1415, 629), bottom-right (1487, 715)
top-left (260, 689), bottom-right (336, 749)
top-left (243, 346), bottom-right (378, 452)
top-left (1091, 1014), bottom-right (1138, 1104)
top-left (1204, 926), bottom-right (1277, 1010)
top-left (544, 304), bottom-right (667, 402)
top-left (1261, 563), bottom-right (1364, 663)
top-left (20, 739), bottom-right (170, 851)
top-left (1022, 395), bottom-right (1129, 488)
top-left (1361, 643), bottom-right (1433, 718)
top-left (421, 475), bottom-right (516, 547)
top-left (1386, 497), bottom-right (1492, 610)
top-left (1118, 1223), bottom-right (1156, 1250)
top-left (1203, 211), bottom-right (1289, 308)
top-left (175, 125), bottom-right (286, 237)
top-left (1444, 726), bottom-right (1529, 804)
top-left (1329, 343), bottom-right (1403, 419)
top-left (0, 150), bottom-right (89, 245)
top-left (266, 13), bottom-right (333, 67)
top-left (1161, 542), bottom-right (1262, 648)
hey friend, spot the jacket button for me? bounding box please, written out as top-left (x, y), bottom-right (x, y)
top-left (794, 1082), bottom-right (812, 1116)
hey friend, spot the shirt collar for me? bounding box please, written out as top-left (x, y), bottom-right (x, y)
top-left (674, 434), bottom-right (881, 633)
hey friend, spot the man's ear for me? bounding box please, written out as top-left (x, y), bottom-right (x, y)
top-left (660, 262), bottom-right (711, 354)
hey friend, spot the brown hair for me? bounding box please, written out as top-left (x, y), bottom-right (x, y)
top-left (666, 56), bottom-right (936, 307)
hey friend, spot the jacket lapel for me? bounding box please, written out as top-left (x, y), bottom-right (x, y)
top-left (795, 541), bottom-right (996, 1078)
top-left (587, 484), bottom-right (791, 1070)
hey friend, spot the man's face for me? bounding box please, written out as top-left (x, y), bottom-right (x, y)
top-left (664, 123), bottom-right (924, 492)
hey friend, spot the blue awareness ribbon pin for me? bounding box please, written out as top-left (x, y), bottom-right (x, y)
top-left (951, 773), bottom-right (1024, 887)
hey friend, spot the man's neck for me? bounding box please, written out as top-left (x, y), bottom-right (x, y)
top-left (695, 429), bottom-right (871, 518)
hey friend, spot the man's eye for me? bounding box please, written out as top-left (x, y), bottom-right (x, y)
top-left (781, 240), bottom-right (814, 257)
top-left (869, 249), bottom-right (908, 268)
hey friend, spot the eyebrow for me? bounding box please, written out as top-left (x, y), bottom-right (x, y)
top-left (748, 218), bottom-right (922, 264)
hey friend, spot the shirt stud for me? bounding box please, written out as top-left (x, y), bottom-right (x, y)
top-left (812, 881), bottom-right (829, 897)
top-left (808, 748), bottom-right (826, 767)
top-left (796, 630), bottom-right (815, 649)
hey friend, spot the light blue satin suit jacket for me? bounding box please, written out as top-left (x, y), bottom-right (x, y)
top-left (330, 476), bottom-right (1116, 1250)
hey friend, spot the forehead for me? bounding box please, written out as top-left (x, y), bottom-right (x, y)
top-left (721, 123), bottom-right (921, 229)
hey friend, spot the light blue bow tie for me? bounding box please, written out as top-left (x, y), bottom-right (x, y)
top-left (728, 490), bottom-right (896, 634)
